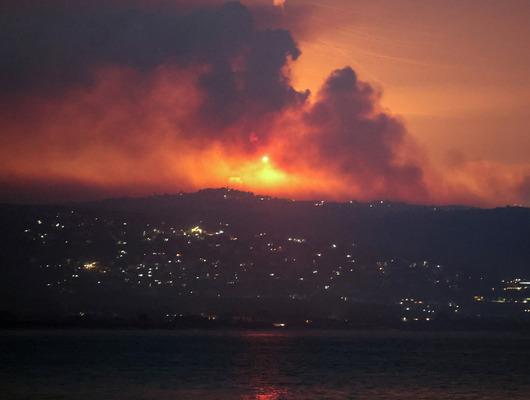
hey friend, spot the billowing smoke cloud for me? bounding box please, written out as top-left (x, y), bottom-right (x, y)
top-left (302, 67), bottom-right (427, 199)
top-left (0, 1), bottom-right (528, 206)
top-left (1, 1), bottom-right (306, 133)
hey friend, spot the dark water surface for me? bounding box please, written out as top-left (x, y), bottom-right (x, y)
top-left (1, 330), bottom-right (529, 399)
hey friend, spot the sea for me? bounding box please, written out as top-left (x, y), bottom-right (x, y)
top-left (1, 330), bottom-right (529, 399)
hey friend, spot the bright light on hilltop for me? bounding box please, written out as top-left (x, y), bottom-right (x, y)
top-left (225, 153), bottom-right (287, 188)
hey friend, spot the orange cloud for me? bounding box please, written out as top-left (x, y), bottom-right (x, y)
top-left (0, 1), bottom-right (529, 207)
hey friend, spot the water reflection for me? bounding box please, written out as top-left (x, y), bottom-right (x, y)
top-left (240, 387), bottom-right (286, 400)
top-left (1, 330), bottom-right (529, 400)
top-left (238, 331), bottom-right (292, 399)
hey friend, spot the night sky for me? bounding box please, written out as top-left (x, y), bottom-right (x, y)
top-left (1, 0), bottom-right (529, 206)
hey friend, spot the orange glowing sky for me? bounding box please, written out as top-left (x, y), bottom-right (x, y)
top-left (0, 0), bottom-right (529, 206)
top-left (289, 0), bottom-right (530, 167)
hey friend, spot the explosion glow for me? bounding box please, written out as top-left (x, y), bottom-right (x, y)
top-left (0, 1), bottom-right (529, 206)
top-left (225, 154), bottom-right (290, 190)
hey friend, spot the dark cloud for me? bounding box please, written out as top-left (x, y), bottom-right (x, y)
top-left (304, 67), bottom-right (427, 199)
top-left (1, 2), bottom-right (250, 89)
top-left (197, 24), bottom-right (307, 130)
top-left (0, 1), bottom-right (306, 131)
top-left (0, 1), bottom-right (435, 204)
top-left (251, 1), bottom-right (316, 40)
